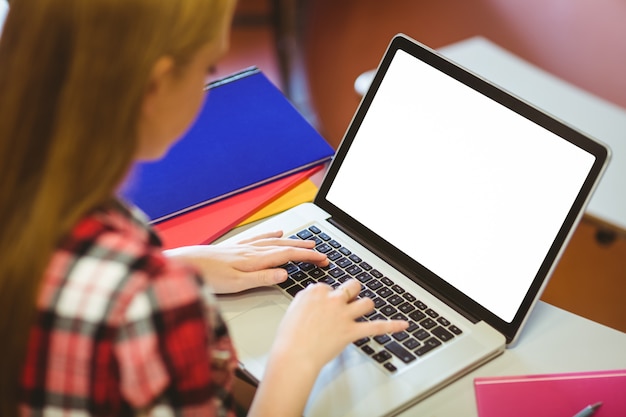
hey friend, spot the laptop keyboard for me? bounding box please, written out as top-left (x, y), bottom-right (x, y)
top-left (278, 225), bottom-right (463, 373)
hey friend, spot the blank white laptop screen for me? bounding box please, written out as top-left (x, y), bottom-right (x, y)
top-left (326, 49), bottom-right (596, 323)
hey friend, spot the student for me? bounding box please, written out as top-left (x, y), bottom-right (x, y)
top-left (0, 1), bottom-right (408, 416)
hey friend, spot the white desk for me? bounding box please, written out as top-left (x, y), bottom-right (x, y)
top-left (397, 301), bottom-right (626, 416)
top-left (355, 36), bottom-right (626, 233)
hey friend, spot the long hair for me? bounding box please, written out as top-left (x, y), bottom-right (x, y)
top-left (0, 0), bottom-right (231, 414)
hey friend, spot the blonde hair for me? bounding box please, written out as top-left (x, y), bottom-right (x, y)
top-left (0, 0), bottom-right (231, 414)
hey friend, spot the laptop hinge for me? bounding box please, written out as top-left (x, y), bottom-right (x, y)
top-left (327, 217), bottom-right (480, 324)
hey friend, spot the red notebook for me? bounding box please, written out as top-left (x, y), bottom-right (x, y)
top-left (154, 165), bottom-right (322, 249)
top-left (474, 369), bottom-right (626, 417)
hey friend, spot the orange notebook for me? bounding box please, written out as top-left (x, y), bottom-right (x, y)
top-left (154, 165), bottom-right (321, 249)
top-left (474, 369), bottom-right (626, 417)
top-left (237, 178), bottom-right (318, 227)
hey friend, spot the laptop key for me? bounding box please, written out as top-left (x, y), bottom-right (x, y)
top-left (286, 284), bottom-right (304, 297)
top-left (391, 284), bottom-right (405, 294)
top-left (297, 229), bottom-right (313, 239)
top-left (372, 297), bottom-right (386, 309)
top-left (392, 331), bottom-right (409, 341)
top-left (420, 318), bottom-right (437, 329)
top-left (316, 243), bottom-right (333, 253)
top-left (403, 292), bottom-right (417, 302)
top-left (374, 334), bottom-right (391, 345)
top-left (437, 317), bottom-right (451, 326)
top-left (370, 313), bottom-right (386, 321)
top-left (319, 261), bottom-right (332, 271)
top-left (318, 232), bottom-right (331, 241)
top-left (408, 310), bottom-right (426, 321)
top-left (406, 321), bottom-right (420, 333)
top-left (277, 277), bottom-right (295, 289)
top-left (280, 263), bottom-right (298, 274)
top-left (290, 271), bottom-right (308, 281)
top-left (360, 261), bottom-right (372, 271)
top-left (414, 337), bottom-right (442, 357)
top-left (336, 257), bottom-right (352, 268)
top-left (361, 345), bottom-right (375, 355)
top-left (398, 302), bottom-right (416, 314)
top-left (338, 247), bottom-right (352, 256)
top-left (349, 253), bottom-right (362, 263)
top-left (381, 276), bottom-right (394, 286)
top-left (403, 338), bottom-right (420, 350)
top-left (308, 269), bottom-right (325, 279)
top-left (346, 265), bottom-right (363, 276)
top-left (329, 267), bottom-right (346, 278)
top-left (431, 326), bottom-right (455, 342)
top-left (388, 294), bottom-right (404, 306)
top-left (380, 305), bottom-right (397, 317)
top-left (383, 362), bottom-right (398, 372)
top-left (308, 225), bottom-right (321, 234)
top-left (376, 287), bottom-right (393, 298)
top-left (413, 329), bottom-right (430, 341)
top-left (390, 313), bottom-right (408, 321)
top-left (366, 279), bottom-right (383, 290)
top-left (372, 350), bottom-right (392, 363)
top-left (318, 276), bottom-right (336, 285)
top-left (328, 240), bottom-right (341, 248)
top-left (356, 272), bottom-right (373, 283)
top-left (370, 269), bottom-right (383, 278)
top-left (449, 325), bottom-right (463, 335)
top-left (327, 250), bottom-right (342, 261)
top-left (301, 277), bottom-right (316, 287)
top-left (360, 288), bottom-right (376, 298)
top-left (298, 262), bottom-right (315, 271)
top-left (385, 341), bottom-right (417, 363)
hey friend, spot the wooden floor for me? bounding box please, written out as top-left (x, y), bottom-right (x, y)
top-left (224, 0), bottom-right (626, 333)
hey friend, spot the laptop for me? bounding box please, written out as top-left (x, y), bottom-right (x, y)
top-left (216, 34), bottom-right (610, 416)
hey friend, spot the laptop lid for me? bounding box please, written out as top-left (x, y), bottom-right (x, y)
top-left (314, 34), bottom-right (610, 344)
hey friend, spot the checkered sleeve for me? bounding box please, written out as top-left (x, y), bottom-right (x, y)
top-left (115, 255), bottom-right (239, 416)
top-left (19, 203), bottom-right (240, 416)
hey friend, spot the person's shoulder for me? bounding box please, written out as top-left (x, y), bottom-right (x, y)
top-left (44, 201), bottom-right (204, 323)
top-left (89, 199), bottom-right (162, 252)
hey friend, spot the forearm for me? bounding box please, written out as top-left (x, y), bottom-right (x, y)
top-left (247, 347), bottom-right (320, 417)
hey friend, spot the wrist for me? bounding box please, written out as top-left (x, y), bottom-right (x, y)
top-left (248, 345), bottom-right (321, 417)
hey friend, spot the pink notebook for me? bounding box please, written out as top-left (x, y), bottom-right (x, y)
top-left (474, 369), bottom-right (626, 417)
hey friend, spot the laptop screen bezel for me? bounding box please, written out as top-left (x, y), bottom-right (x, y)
top-left (314, 34), bottom-right (610, 344)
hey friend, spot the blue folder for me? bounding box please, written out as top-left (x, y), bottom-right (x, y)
top-left (119, 67), bottom-right (334, 222)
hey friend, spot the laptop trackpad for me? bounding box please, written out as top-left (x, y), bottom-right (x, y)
top-left (227, 300), bottom-right (287, 379)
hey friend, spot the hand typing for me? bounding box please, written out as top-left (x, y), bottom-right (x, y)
top-left (164, 231), bottom-right (329, 293)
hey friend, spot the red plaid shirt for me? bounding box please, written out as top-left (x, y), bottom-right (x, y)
top-left (19, 201), bottom-right (238, 416)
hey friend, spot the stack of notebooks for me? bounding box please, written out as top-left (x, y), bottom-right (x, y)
top-left (119, 67), bottom-right (334, 249)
